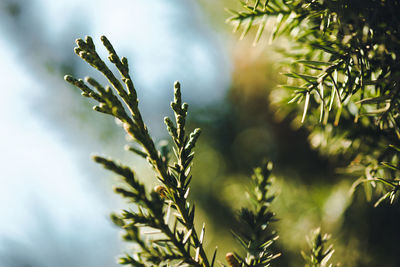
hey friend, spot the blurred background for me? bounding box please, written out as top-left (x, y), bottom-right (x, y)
top-left (1, 0), bottom-right (399, 266)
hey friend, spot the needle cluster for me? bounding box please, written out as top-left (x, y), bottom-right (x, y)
top-left (65, 36), bottom-right (211, 267)
top-left (227, 0), bottom-right (400, 206)
top-left (226, 163), bottom-right (280, 267)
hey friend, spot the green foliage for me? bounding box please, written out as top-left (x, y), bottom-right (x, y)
top-left (355, 144), bottom-right (400, 207)
top-left (65, 36), bottom-right (286, 266)
top-left (376, 145), bottom-right (400, 205)
top-left (302, 228), bottom-right (335, 267)
top-left (60, 2), bottom-right (400, 266)
top-left (227, 0), bottom-right (400, 206)
top-left (65, 36), bottom-right (209, 266)
top-left (229, 162), bottom-right (280, 267)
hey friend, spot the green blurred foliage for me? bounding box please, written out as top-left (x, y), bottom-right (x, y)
top-left (188, 1), bottom-right (400, 266)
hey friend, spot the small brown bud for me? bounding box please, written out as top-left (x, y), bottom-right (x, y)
top-left (123, 123), bottom-right (131, 133)
top-left (154, 185), bottom-right (167, 198)
top-left (225, 252), bottom-right (240, 267)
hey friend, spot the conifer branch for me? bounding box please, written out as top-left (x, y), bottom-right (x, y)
top-left (228, 0), bottom-right (400, 128)
top-left (227, 162), bottom-right (280, 266)
top-left (227, 0), bottom-right (400, 206)
top-left (368, 144), bottom-right (400, 207)
top-left (65, 36), bottom-right (210, 266)
top-left (302, 228), bottom-right (335, 267)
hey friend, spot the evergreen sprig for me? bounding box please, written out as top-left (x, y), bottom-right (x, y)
top-left (228, 0), bottom-right (400, 129)
top-left (364, 144), bottom-right (400, 207)
top-left (227, 0), bottom-right (400, 205)
top-left (226, 0), bottom-right (291, 45)
top-left (302, 228), bottom-right (335, 267)
top-left (226, 162), bottom-right (280, 267)
top-left (65, 36), bottom-right (214, 267)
